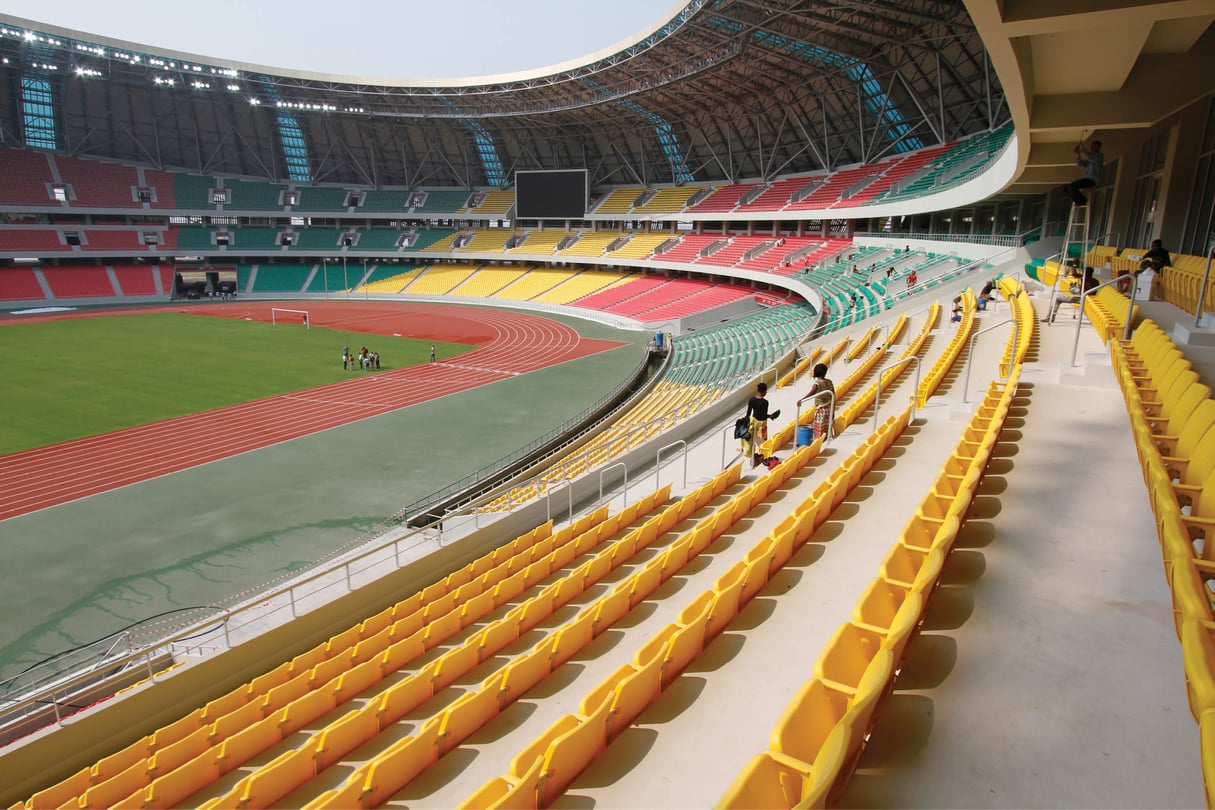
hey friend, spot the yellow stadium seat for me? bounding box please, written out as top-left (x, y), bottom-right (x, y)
top-left (537, 698), bottom-right (612, 805)
top-left (433, 641), bottom-right (481, 692)
top-left (497, 648), bottom-right (552, 708)
top-left (813, 623), bottom-right (883, 696)
top-left (314, 707), bottom-right (379, 771)
top-left (709, 562), bottom-right (749, 638)
top-left (438, 684), bottom-right (502, 755)
top-left (280, 684), bottom-right (339, 735)
top-left (551, 610), bottom-right (596, 668)
top-left (1183, 619), bottom-right (1215, 722)
top-left (228, 746), bottom-right (315, 809)
top-left (770, 678), bottom-right (849, 764)
top-left (719, 723), bottom-right (850, 810)
top-left (628, 560), bottom-right (665, 607)
top-left (1201, 708), bottom-right (1215, 810)
top-left (80, 761), bottom-right (151, 810)
top-left (358, 717), bottom-right (442, 807)
top-left (608, 654), bottom-right (664, 740)
top-left (458, 755), bottom-right (544, 810)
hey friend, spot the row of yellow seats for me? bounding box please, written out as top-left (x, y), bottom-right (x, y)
top-left (762, 320), bottom-right (910, 458)
top-left (471, 405), bottom-right (914, 809)
top-left (1084, 285), bottom-right (1139, 344)
top-left (528, 383), bottom-right (709, 493)
top-left (917, 291), bottom-right (975, 408)
top-left (830, 313), bottom-right (930, 436)
top-left (23, 515), bottom-right (586, 809)
top-left (720, 368), bottom-right (1020, 808)
top-left (459, 447), bottom-right (822, 809)
top-left (42, 504), bottom-right (649, 810)
top-left (998, 286), bottom-right (1035, 377)
top-left (716, 406), bottom-right (918, 809)
top-left (845, 325), bottom-right (878, 362)
top-left (1108, 321), bottom-right (1215, 805)
top-left (777, 344), bottom-right (826, 389)
top-left (197, 484), bottom-right (688, 810)
top-left (1153, 250), bottom-right (1215, 315)
top-left (310, 465), bottom-right (746, 809)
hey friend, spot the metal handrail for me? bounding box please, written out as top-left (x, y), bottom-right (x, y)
top-left (656, 440), bottom-right (688, 492)
top-left (962, 317), bottom-right (1017, 403)
top-left (598, 461), bottom-right (628, 505)
top-left (872, 356), bottom-right (921, 428)
top-left (1069, 274), bottom-right (1136, 366)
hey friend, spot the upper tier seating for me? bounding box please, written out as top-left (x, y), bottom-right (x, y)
top-left (361, 190), bottom-right (412, 212)
top-left (559, 231), bottom-right (626, 258)
top-left (225, 179), bottom-right (289, 211)
top-left (174, 175), bottom-right (216, 210)
top-left (0, 149), bottom-right (56, 205)
top-left (633, 187), bottom-right (699, 214)
top-left (82, 230), bottom-right (147, 251)
top-left (466, 190), bottom-right (515, 215)
top-left (54, 156), bottom-right (142, 208)
top-left (655, 233), bottom-right (723, 264)
top-left (413, 190), bottom-right (471, 214)
top-left (788, 164), bottom-right (884, 210)
top-left (606, 233), bottom-right (672, 260)
top-left (509, 230), bottom-right (568, 255)
top-left (0, 230), bottom-right (69, 251)
top-left (696, 234), bottom-right (776, 268)
top-left (594, 188), bottom-right (645, 215)
top-left (142, 168), bottom-right (177, 209)
top-left (292, 187), bottom-right (352, 213)
top-left (738, 176), bottom-right (820, 211)
top-left (842, 145), bottom-right (949, 207)
top-left (687, 184), bottom-right (752, 214)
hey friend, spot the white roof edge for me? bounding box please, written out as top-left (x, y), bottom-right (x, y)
top-left (0, 1), bottom-right (691, 87)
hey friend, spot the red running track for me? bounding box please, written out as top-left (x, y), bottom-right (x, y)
top-left (0, 301), bottom-right (626, 521)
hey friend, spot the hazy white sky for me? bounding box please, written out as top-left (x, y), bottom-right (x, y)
top-left (0, 0), bottom-right (678, 80)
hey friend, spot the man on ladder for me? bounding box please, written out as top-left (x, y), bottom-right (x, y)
top-left (1047, 135), bottom-right (1103, 323)
top-left (1060, 139), bottom-right (1103, 206)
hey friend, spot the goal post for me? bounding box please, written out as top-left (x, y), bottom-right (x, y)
top-left (271, 307), bottom-right (310, 329)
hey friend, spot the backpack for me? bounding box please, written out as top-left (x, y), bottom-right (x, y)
top-left (734, 417), bottom-right (751, 440)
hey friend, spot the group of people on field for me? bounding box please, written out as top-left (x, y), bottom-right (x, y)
top-left (343, 345), bottom-right (380, 371)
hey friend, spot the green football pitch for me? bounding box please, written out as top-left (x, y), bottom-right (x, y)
top-left (0, 313), bottom-right (471, 455)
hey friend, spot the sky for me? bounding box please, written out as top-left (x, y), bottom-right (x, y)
top-left (0, 0), bottom-right (679, 80)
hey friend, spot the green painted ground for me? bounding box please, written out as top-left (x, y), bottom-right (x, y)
top-left (0, 308), bottom-right (649, 682)
top-left (0, 313), bottom-right (469, 454)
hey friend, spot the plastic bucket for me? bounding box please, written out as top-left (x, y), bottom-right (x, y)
top-left (796, 425), bottom-right (814, 447)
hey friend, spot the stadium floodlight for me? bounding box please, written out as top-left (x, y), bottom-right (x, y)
top-left (226, 84), bottom-right (240, 91)
top-left (248, 98), bottom-right (260, 105)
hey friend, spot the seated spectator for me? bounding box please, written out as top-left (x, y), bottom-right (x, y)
top-left (1140, 238), bottom-right (1170, 274)
top-left (950, 296), bottom-right (963, 323)
top-left (1042, 265), bottom-right (1098, 323)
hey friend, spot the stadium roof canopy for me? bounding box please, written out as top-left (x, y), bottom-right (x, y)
top-left (0, 0), bottom-right (1006, 189)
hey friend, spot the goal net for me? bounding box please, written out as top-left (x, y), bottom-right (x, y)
top-left (271, 308), bottom-right (310, 329)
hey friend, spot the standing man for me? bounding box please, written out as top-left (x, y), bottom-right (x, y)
top-left (1061, 139), bottom-right (1103, 206)
top-left (342, 345), bottom-right (349, 370)
top-left (430, 345), bottom-right (436, 363)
